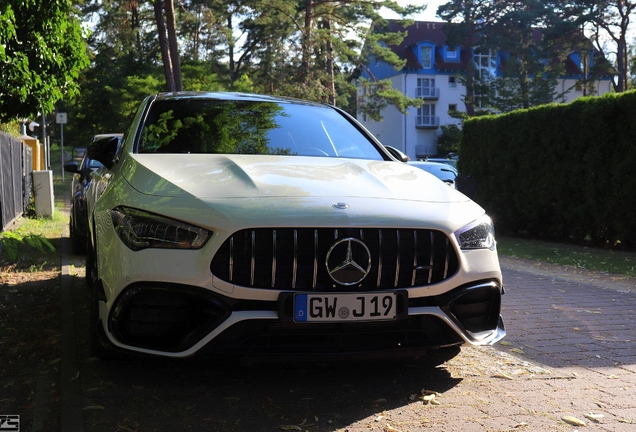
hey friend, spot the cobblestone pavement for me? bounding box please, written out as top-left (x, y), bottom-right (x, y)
top-left (44, 200), bottom-right (636, 431)
top-left (68, 257), bottom-right (636, 432)
top-left (341, 258), bottom-right (636, 432)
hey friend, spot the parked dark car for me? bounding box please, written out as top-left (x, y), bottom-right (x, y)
top-left (407, 160), bottom-right (459, 188)
top-left (422, 156), bottom-right (457, 169)
top-left (408, 160), bottom-right (478, 199)
top-left (64, 134), bottom-right (122, 253)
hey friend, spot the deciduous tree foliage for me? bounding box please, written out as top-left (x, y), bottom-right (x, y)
top-left (586, 0), bottom-right (635, 92)
top-left (66, 0), bottom-right (426, 139)
top-left (0, 0), bottom-right (89, 122)
top-left (437, 0), bottom-right (494, 116)
top-left (437, 0), bottom-right (616, 113)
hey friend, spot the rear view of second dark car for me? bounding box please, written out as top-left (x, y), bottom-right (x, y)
top-left (64, 134), bottom-right (122, 254)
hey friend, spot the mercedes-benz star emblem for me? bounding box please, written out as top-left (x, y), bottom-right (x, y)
top-left (325, 238), bottom-right (371, 285)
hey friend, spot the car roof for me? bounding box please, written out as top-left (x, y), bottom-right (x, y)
top-left (93, 133), bottom-right (123, 140)
top-left (153, 91), bottom-right (329, 107)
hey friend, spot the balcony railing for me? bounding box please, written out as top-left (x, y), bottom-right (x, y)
top-left (416, 115), bottom-right (440, 129)
top-left (416, 87), bottom-right (440, 100)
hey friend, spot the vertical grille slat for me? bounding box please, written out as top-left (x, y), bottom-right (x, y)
top-left (211, 228), bottom-right (459, 292)
top-left (411, 231), bottom-right (418, 286)
top-left (229, 237), bottom-right (234, 282)
top-left (394, 230), bottom-right (401, 287)
top-left (428, 231), bottom-right (434, 284)
top-left (292, 230), bottom-right (298, 289)
top-left (312, 229), bottom-right (318, 289)
top-left (377, 230), bottom-right (383, 287)
top-left (250, 230), bottom-right (256, 286)
top-left (443, 237), bottom-right (450, 279)
top-left (271, 230), bottom-right (277, 288)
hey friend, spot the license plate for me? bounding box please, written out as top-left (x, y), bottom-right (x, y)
top-left (293, 292), bottom-right (396, 322)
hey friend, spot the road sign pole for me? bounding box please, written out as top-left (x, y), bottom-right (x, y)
top-left (56, 113), bottom-right (68, 180)
top-left (61, 123), bottom-right (64, 181)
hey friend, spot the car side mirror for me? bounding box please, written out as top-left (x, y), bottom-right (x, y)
top-left (87, 136), bottom-right (120, 169)
top-left (63, 162), bottom-right (80, 174)
top-left (384, 145), bottom-right (409, 163)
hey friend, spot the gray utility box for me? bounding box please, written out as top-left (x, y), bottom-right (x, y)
top-left (33, 170), bottom-right (55, 217)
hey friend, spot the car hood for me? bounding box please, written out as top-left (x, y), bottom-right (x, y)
top-left (119, 154), bottom-right (469, 203)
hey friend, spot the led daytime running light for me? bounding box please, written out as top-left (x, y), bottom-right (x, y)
top-left (110, 207), bottom-right (210, 251)
top-left (455, 215), bottom-right (496, 251)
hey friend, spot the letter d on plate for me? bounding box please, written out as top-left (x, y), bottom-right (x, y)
top-left (294, 294), bottom-right (308, 322)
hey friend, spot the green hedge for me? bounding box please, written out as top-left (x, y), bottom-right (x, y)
top-left (459, 90), bottom-right (636, 249)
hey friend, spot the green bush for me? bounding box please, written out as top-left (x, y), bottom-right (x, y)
top-left (459, 90), bottom-right (636, 249)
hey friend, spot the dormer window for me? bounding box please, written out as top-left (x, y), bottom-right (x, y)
top-left (420, 46), bottom-right (432, 69)
top-left (445, 47), bottom-right (458, 60)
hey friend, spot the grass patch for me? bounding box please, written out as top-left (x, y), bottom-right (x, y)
top-left (0, 143), bottom-right (69, 275)
top-left (497, 236), bottom-right (636, 278)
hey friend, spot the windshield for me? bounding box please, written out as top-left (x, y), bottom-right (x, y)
top-left (136, 99), bottom-right (383, 160)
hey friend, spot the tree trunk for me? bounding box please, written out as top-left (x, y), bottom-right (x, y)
top-left (301, 0), bottom-right (313, 84)
top-left (154, 0), bottom-right (175, 92)
top-left (464, 27), bottom-right (475, 116)
top-left (616, 36), bottom-right (627, 92)
top-left (325, 19), bottom-right (335, 105)
top-left (165, 0), bottom-right (182, 91)
top-left (228, 14), bottom-right (236, 84)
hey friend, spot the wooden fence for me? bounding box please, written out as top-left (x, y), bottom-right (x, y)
top-left (0, 132), bottom-right (33, 231)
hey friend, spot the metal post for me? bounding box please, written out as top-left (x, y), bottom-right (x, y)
top-left (41, 112), bottom-right (50, 170)
top-left (61, 123), bottom-right (65, 181)
top-left (56, 112), bottom-right (68, 179)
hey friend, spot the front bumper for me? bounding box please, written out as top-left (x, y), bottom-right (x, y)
top-left (102, 279), bottom-right (505, 358)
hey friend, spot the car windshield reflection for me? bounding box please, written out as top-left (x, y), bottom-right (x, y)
top-left (137, 100), bottom-right (383, 160)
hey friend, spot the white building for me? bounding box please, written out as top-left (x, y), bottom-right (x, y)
top-left (358, 21), bottom-right (614, 160)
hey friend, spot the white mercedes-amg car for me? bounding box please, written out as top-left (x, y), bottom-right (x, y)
top-left (85, 92), bottom-right (505, 361)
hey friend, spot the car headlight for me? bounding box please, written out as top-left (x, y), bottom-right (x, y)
top-left (110, 206), bottom-right (211, 251)
top-left (454, 215), bottom-right (496, 251)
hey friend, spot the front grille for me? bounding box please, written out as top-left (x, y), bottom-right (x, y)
top-left (210, 228), bottom-right (459, 291)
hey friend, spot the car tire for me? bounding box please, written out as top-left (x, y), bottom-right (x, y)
top-left (85, 237), bottom-right (98, 288)
top-left (69, 209), bottom-right (87, 254)
top-left (89, 283), bottom-right (117, 359)
top-left (71, 228), bottom-right (86, 255)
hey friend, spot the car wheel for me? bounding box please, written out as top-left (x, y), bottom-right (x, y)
top-left (71, 228), bottom-right (86, 255)
top-left (69, 209), bottom-right (87, 254)
top-left (89, 283), bottom-right (117, 359)
top-left (85, 238), bottom-right (98, 288)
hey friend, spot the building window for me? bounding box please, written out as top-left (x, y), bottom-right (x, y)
top-left (420, 46), bottom-right (432, 69)
top-left (417, 78), bottom-right (436, 97)
top-left (473, 50), bottom-right (497, 108)
top-left (449, 76), bottom-right (457, 88)
top-left (473, 50), bottom-right (497, 80)
top-left (417, 104), bottom-right (436, 126)
top-left (446, 48), bottom-right (457, 59)
top-left (449, 104), bottom-right (457, 112)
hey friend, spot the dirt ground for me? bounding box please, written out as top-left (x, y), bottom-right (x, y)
top-left (0, 269), bottom-right (62, 431)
